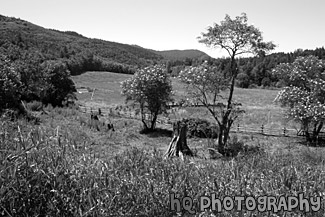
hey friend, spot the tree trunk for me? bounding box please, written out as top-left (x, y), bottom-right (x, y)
top-left (150, 111), bottom-right (158, 131)
top-left (217, 125), bottom-right (225, 155)
top-left (165, 121), bottom-right (193, 158)
top-left (217, 56), bottom-right (238, 156)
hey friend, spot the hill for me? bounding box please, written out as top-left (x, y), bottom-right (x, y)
top-left (0, 14), bottom-right (163, 74)
top-left (153, 49), bottom-right (210, 61)
top-left (0, 14), bottom-right (214, 75)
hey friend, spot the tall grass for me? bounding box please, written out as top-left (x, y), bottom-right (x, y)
top-left (1, 111), bottom-right (325, 216)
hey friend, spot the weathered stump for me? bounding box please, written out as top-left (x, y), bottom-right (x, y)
top-left (164, 121), bottom-right (193, 158)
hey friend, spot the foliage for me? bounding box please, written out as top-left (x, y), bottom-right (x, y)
top-left (178, 61), bottom-right (245, 138)
top-left (0, 54), bottom-right (21, 110)
top-left (198, 13), bottom-right (275, 58)
top-left (40, 60), bottom-right (76, 106)
top-left (274, 55), bottom-right (325, 143)
top-left (179, 61), bottom-right (229, 105)
top-left (183, 118), bottom-right (219, 138)
top-left (184, 13), bottom-right (274, 155)
top-left (0, 45), bottom-right (77, 111)
top-left (121, 65), bottom-right (173, 131)
top-left (212, 48), bottom-right (325, 89)
top-left (25, 101), bottom-right (43, 111)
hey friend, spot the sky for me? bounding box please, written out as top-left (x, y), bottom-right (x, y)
top-left (1, 0), bottom-right (324, 58)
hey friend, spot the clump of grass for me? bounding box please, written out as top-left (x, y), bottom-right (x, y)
top-left (25, 100), bottom-right (43, 111)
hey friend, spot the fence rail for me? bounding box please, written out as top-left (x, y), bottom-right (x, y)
top-left (77, 104), bottom-right (325, 139)
top-left (231, 124), bottom-right (325, 138)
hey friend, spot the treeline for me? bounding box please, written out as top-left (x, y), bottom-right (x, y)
top-left (0, 33), bottom-right (136, 75)
top-left (235, 47), bottom-right (325, 88)
top-left (166, 47), bottom-right (325, 88)
top-left (0, 42), bottom-right (76, 111)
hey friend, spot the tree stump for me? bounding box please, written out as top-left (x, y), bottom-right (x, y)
top-left (164, 121), bottom-right (193, 158)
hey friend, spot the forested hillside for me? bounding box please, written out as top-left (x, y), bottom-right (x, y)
top-left (152, 49), bottom-right (210, 61)
top-left (0, 14), bottom-right (163, 75)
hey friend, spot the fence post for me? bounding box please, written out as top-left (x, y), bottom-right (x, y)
top-left (283, 127), bottom-right (286, 136)
top-left (261, 124), bottom-right (264, 134)
top-left (237, 124), bottom-right (240, 132)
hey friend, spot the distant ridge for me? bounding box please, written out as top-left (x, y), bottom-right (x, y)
top-left (152, 49), bottom-right (210, 61)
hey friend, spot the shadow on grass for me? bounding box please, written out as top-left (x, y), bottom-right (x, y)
top-left (140, 128), bottom-right (173, 138)
top-left (297, 138), bottom-right (325, 147)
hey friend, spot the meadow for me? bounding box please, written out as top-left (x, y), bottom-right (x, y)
top-left (73, 71), bottom-right (292, 130)
top-left (1, 71), bottom-right (325, 216)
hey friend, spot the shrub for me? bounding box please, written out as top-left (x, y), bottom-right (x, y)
top-left (183, 118), bottom-right (219, 138)
top-left (41, 60), bottom-right (76, 106)
top-left (25, 100), bottom-right (43, 111)
top-left (261, 77), bottom-right (271, 87)
top-left (0, 55), bottom-right (21, 111)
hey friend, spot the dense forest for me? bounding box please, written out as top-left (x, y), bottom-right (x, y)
top-left (167, 47), bottom-right (325, 88)
top-left (235, 47), bottom-right (325, 88)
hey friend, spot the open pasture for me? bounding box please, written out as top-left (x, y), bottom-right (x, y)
top-left (72, 71), bottom-right (131, 108)
top-left (72, 71), bottom-right (293, 132)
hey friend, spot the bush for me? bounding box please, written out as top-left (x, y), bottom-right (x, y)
top-left (25, 101), bottom-right (43, 111)
top-left (121, 65), bottom-right (173, 131)
top-left (183, 118), bottom-right (219, 138)
top-left (261, 77), bottom-right (271, 87)
top-left (236, 72), bottom-right (250, 88)
top-left (248, 83), bottom-right (259, 89)
top-left (0, 55), bottom-right (21, 111)
top-left (41, 60), bottom-right (76, 106)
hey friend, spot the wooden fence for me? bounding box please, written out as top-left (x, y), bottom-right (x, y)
top-left (77, 104), bottom-right (325, 139)
top-left (231, 123), bottom-right (325, 139)
top-left (78, 104), bottom-right (173, 126)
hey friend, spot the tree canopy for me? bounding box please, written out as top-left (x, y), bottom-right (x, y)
top-left (274, 55), bottom-right (325, 143)
top-left (121, 65), bottom-right (173, 131)
top-left (198, 13), bottom-right (275, 59)
top-left (181, 13), bottom-right (275, 155)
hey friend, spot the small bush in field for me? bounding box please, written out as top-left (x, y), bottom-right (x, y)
top-left (121, 65), bottom-right (173, 131)
top-left (26, 100), bottom-right (43, 111)
top-left (184, 118), bottom-right (218, 138)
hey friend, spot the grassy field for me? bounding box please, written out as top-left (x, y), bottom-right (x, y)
top-left (1, 71), bottom-right (324, 216)
top-left (72, 71), bottom-right (131, 108)
top-left (72, 71), bottom-right (292, 130)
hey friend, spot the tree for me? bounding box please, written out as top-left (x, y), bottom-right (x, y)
top-left (182, 13), bottom-right (275, 155)
top-left (0, 54), bottom-right (21, 111)
top-left (41, 60), bottom-right (76, 106)
top-left (121, 65), bottom-right (173, 132)
top-left (273, 55), bottom-right (325, 143)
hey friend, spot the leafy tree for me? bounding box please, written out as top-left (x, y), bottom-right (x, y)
top-left (0, 55), bottom-right (21, 111)
top-left (41, 60), bottom-right (76, 106)
top-left (236, 72), bottom-right (250, 88)
top-left (186, 13), bottom-right (275, 155)
top-left (121, 65), bottom-right (173, 131)
top-left (15, 52), bottom-right (46, 102)
top-left (273, 55), bottom-right (325, 143)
